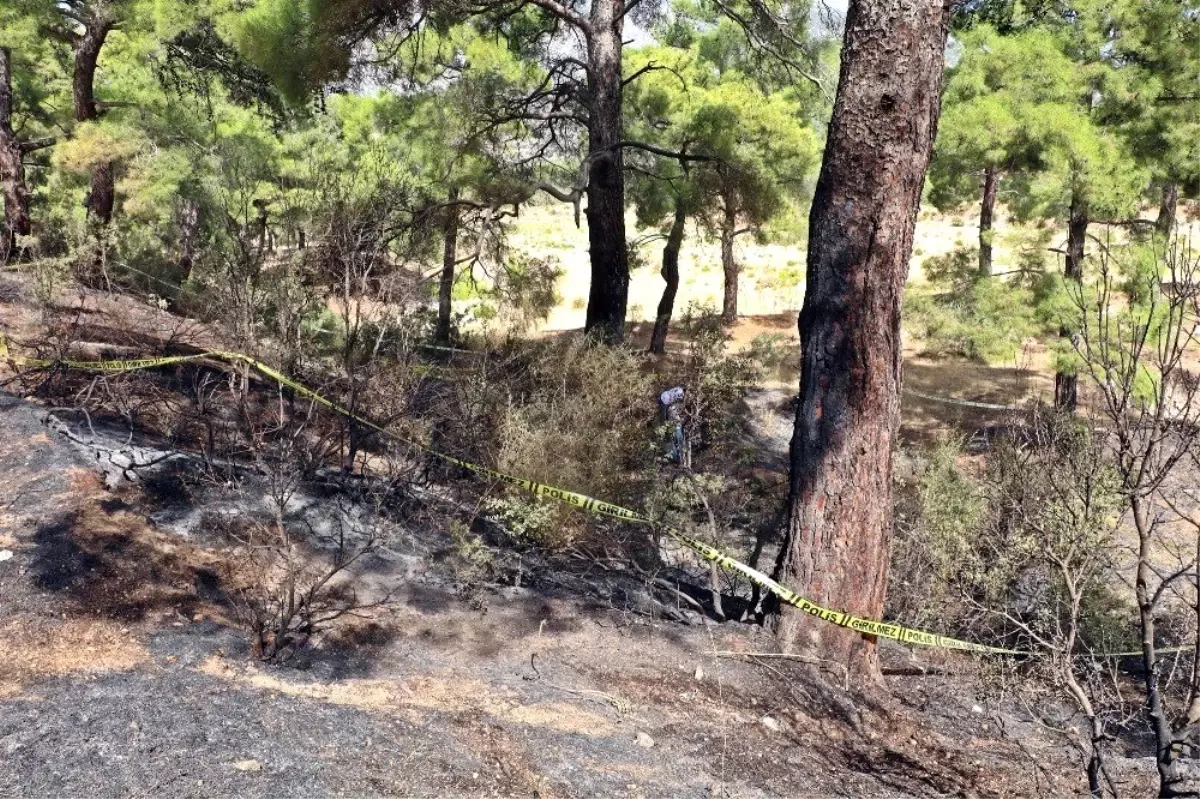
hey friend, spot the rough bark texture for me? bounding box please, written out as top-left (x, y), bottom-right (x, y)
top-left (73, 11), bottom-right (115, 227)
top-left (436, 188), bottom-right (460, 345)
top-left (0, 47), bottom-right (31, 263)
top-left (583, 0), bottom-right (629, 343)
top-left (649, 198), bottom-right (686, 355)
top-left (773, 0), bottom-right (952, 678)
top-left (1055, 193), bottom-right (1087, 412)
top-left (176, 199), bottom-right (201, 282)
top-left (978, 166), bottom-right (998, 277)
top-left (1156, 181), bottom-right (1178, 239)
top-left (721, 195), bottom-right (739, 323)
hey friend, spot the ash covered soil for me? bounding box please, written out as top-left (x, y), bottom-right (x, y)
top-left (0, 280), bottom-right (1146, 798)
top-left (0, 391), bottom-right (1109, 799)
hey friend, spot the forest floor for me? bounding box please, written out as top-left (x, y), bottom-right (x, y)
top-left (1, 378), bottom-right (1121, 799)
top-left (0, 269), bottom-right (1174, 797)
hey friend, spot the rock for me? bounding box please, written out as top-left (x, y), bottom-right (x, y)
top-left (635, 731), bottom-right (655, 749)
top-left (0, 550), bottom-right (13, 562)
top-left (233, 759), bottom-right (263, 772)
top-left (694, 666), bottom-right (704, 681)
top-left (971, 704), bottom-right (984, 715)
top-left (761, 716), bottom-right (782, 733)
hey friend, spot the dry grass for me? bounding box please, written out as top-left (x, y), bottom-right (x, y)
top-left (0, 618), bottom-right (149, 698)
top-left (195, 654), bottom-right (619, 737)
top-left (504, 202), bottom-right (1200, 334)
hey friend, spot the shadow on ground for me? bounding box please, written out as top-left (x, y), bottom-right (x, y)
top-left (30, 503), bottom-right (230, 622)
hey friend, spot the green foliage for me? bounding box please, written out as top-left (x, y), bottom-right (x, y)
top-left (890, 439), bottom-right (986, 627)
top-left (671, 309), bottom-right (764, 448)
top-left (490, 254), bottom-right (562, 332)
top-left (448, 251), bottom-right (562, 333)
top-left (746, 332), bottom-right (789, 371)
top-left (930, 7), bottom-right (1190, 238)
top-left (930, 24), bottom-right (1080, 213)
top-left (1099, 0), bottom-right (1200, 202)
top-left (624, 37), bottom-right (821, 248)
top-left (920, 246), bottom-right (977, 295)
top-left (234, 0), bottom-right (351, 103)
top-left (451, 338), bottom-right (657, 550)
top-left (446, 520), bottom-right (497, 595)
top-left (906, 248), bottom-right (1041, 363)
top-left (892, 416), bottom-right (1134, 651)
top-left (1056, 240), bottom-right (1199, 412)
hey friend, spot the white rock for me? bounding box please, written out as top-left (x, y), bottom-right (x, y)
top-left (0, 550), bottom-right (13, 562)
top-left (233, 759), bottom-right (263, 772)
top-left (635, 731), bottom-right (655, 748)
top-left (761, 716), bottom-right (782, 733)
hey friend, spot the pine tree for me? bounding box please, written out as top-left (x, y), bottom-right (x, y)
top-left (774, 0), bottom-right (953, 678)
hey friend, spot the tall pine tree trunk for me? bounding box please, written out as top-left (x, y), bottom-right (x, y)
top-left (773, 0), bottom-right (952, 679)
top-left (721, 195), bottom-right (739, 323)
top-left (978, 167), bottom-right (998, 277)
top-left (649, 197), bottom-right (686, 355)
top-left (583, 0), bottom-right (629, 343)
top-left (73, 18), bottom-right (113, 224)
top-left (1156, 181), bottom-right (1178, 239)
top-left (436, 188), bottom-right (460, 345)
top-left (72, 9), bottom-right (114, 282)
top-left (0, 48), bottom-right (31, 264)
top-left (176, 198), bottom-right (200, 284)
top-left (1055, 193), bottom-right (1087, 412)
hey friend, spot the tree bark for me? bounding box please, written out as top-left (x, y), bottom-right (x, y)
top-left (978, 166), bottom-right (998, 277)
top-left (73, 10), bottom-right (115, 227)
top-left (176, 198), bottom-right (201, 283)
top-left (1156, 181), bottom-right (1178, 239)
top-left (436, 187), bottom-right (460, 345)
top-left (773, 0), bottom-right (952, 679)
top-left (252, 199), bottom-right (270, 258)
top-left (721, 193), bottom-right (739, 323)
top-left (649, 197), bottom-right (686, 355)
top-left (1055, 193), bottom-right (1087, 412)
top-left (0, 47), bottom-right (31, 264)
top-left (583, 0), bottom-right (629, 343)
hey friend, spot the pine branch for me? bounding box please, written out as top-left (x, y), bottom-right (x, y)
top-left (18, 137), bottom-right (56, 154)
top-left (618, 140), bottom-right (718, 162)
top-left (524, 0), bottom-right (590, 31)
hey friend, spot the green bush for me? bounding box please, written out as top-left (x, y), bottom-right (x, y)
top-left (921, 247), bottom-right (976, 295)
top-left (890, 439), bottom-right (985, 629)
top-left (671, 310), bottom-right (765, 449)
top-left (890, 414), bottom-right (1135, 652)
top-left (905, 247), bottom-right (1040, 363)
top-left (442, 336), bottom-right (656, 550)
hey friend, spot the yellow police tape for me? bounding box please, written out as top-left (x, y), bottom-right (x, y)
top-left (0, 335), bottom-right (1044, 655)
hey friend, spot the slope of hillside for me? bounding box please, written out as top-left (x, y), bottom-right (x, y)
top-left (0, 272), bottom-right (1109, 798)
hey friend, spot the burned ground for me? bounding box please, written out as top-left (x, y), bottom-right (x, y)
top-left (0, 281), bottom-right (1158, 798)
top-left (0, 384), bottom-right (1109, 798)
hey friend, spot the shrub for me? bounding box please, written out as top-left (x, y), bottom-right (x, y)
top-left (921, 246), bottom-right (976, 295)
top-left (890, 411), bottom-right (1134, 652)
top-left (219, 431), bottom-right (399, 662)
top-left (670, 309), bottom-right (765, 452)
top-left (225, 507), bottom-right (391, 662)
top-left (905, 247), bottom-right (1040, 363)
top-left (890, 438), bottom-right (985, 630)
top-left (443, 336), bottom-right (656, 551)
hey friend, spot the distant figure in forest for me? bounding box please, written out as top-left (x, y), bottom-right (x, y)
top-left (658, 386), bottom-right (688, 466)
